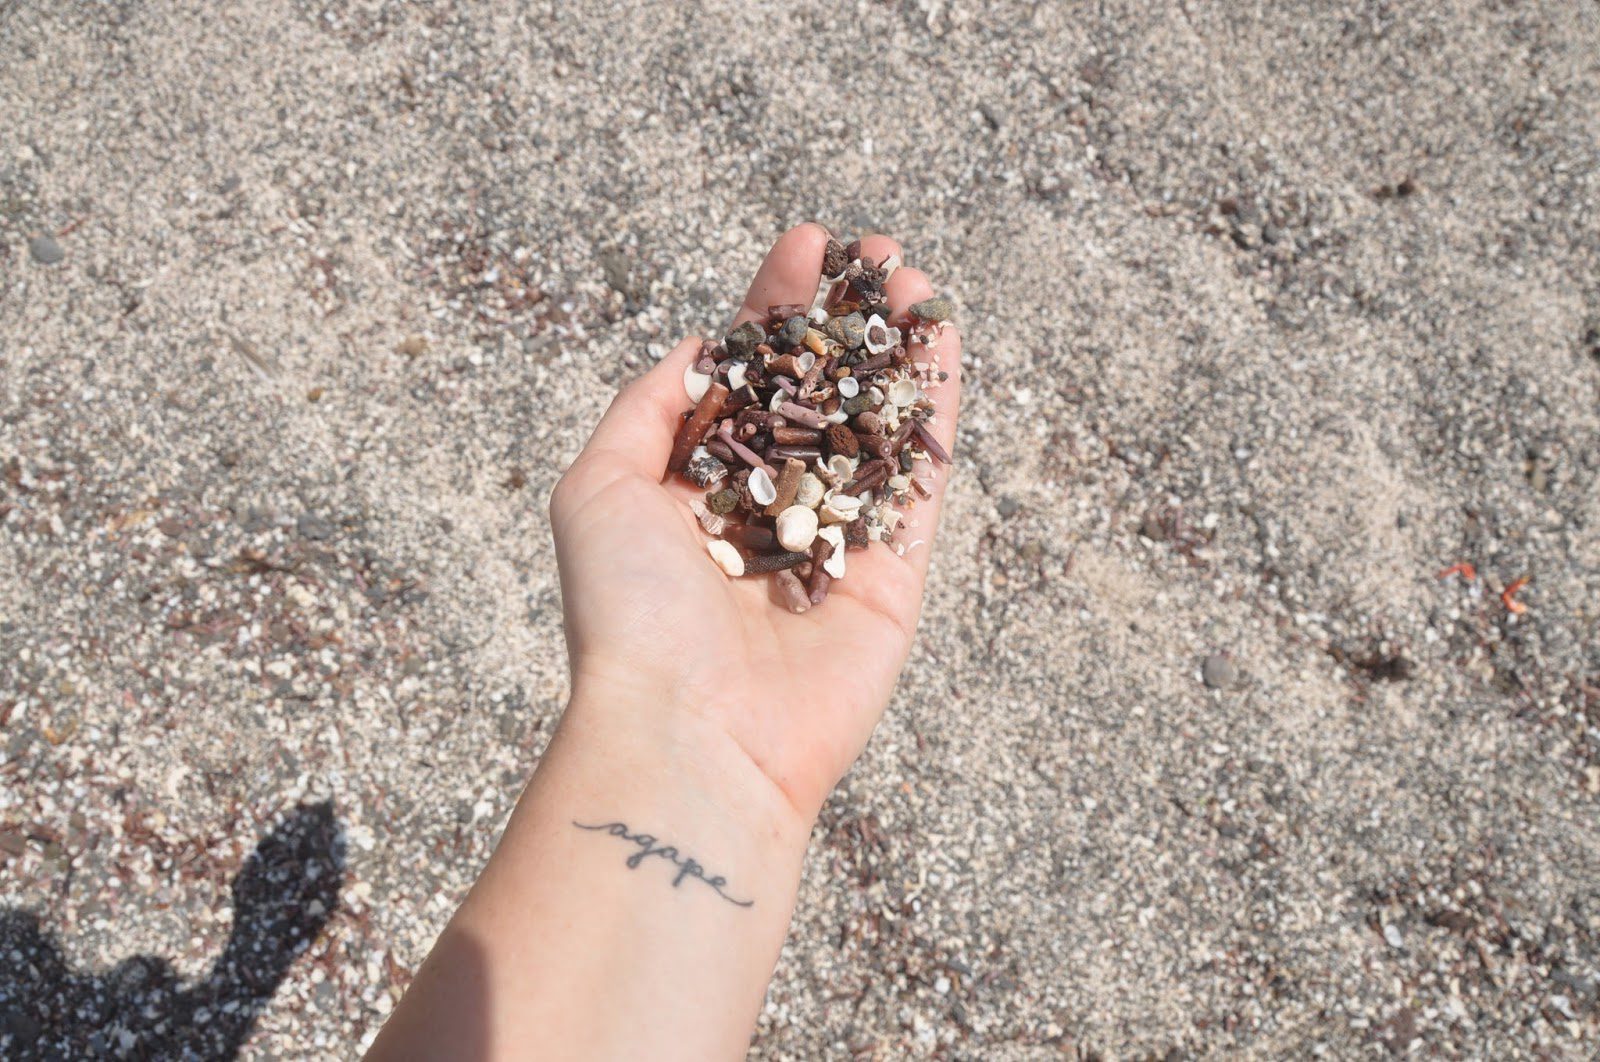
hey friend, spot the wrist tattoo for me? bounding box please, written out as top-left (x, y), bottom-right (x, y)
top-left (572, 820), bottom-right (754, 908)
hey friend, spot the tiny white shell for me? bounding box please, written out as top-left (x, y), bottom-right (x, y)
top-left (749, 467), bottom-right (778, 507)
top-left (707, 540), bottom-right (744, 577)
top-left (684, 366), bottom-right (713, 403)
top-left (795, 472), bottom-right (825, 508)
top-left (887, 378), bottom-right (918, 407)
top-left (880, 254), bottom-right (901, 280)
top-left (827, 454), bottom-right (855, 485)
top-left (863, 314), bottom-right (892, 356)
top-left (726, 361), bottom-right (748, 390)
top-left (796, 350), bottom-right (817, 373)
top-left (887, 474), bottom-right (910, 494)
top-left (837, 376), bottom-right (860, 398)
top-left (768, 388), bottom-right (786, 412)
top-left (821, 493), bottom-right (863, 524)
top-left (776, 505), bottom-right (819, 552)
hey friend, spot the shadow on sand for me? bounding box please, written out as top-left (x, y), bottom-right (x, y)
top-left (0, 801), bottom-right (343, 1059)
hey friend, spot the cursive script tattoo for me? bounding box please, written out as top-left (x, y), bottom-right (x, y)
top-left (572, 820), bottom-right (754, 908)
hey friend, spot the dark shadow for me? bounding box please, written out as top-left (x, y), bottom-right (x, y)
top-left (0, 801), bottom-right (343, 1060)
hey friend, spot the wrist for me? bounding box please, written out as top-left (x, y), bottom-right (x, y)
top-left (555, 678), bottom-right (816, 856)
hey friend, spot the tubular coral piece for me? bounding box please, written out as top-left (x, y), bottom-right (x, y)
top-left (765, 458), bottom-right (805, 516)
top-left (909, 419), bottom-right (952, 465)
top-left (719, 421), bottom-right (777, 478)
top-left (668, 382), bottom-right (729, 473)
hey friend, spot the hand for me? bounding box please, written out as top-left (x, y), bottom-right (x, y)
top-left (548, 223), bottom-right (962, 823)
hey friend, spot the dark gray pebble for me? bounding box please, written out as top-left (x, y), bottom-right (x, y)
top-left (725, 320), bottom-right (765, 358)
top-left (1202, 654), bottom-right (1238, 690)
top-left (28, 234), bottom-right (64, 264)
top-left (776, 315), bottom-right (809, 351)
top-left (910, 296), bottom-right (953, 323)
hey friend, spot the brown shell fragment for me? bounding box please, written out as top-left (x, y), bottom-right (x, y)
top-left (822, 237), bottom-right (849, 277)
top-left (826, 423), bottom-right (859, 458)
top-left (807, 537), bottom-right (834, 604)
top-left (765, 458), bottom-right (805, 516)
top-left (844, 518), bottom-right (870, 551)
top-left (668, 382), bottom-right (730, 473)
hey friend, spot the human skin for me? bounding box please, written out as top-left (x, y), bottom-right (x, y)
top-left (367, 224), bottom-right (962, 1061)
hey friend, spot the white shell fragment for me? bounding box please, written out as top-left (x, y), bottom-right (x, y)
top-left (796, 350), bottom-right (817, 373)
top-left (820, 526), bottom-right (847, 578)
top-left (864, 314), bottom-right (892, 356)
top-left (818, 525), bottom-right (846, 578)
top-left (684, 365), bottom-right (713, 403)
top-left (707, 540), bottom-right (744, 577)
top-left (880, 254), bottom-right (901, 281)
top-left (795, 472), bottom-right (825, 508)
top-left (776, 505), bottom-right (820, 552)
top-left (827, 454), bottom-right (855, 485)
top-left (689, 496), bottom-right (726, 536)
top-left (726, 361), bottom-right (748, 390)
top-left (820, 493), bottom-right (863, 524)
top-left (887, 378), bottom-right (918, 407)
top-left (748, 467), bottom-right (778, 507)
top-left (837, 376), bottom-right (860, 398)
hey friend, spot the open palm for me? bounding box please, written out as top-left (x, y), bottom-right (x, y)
top-left (549, 224), bottom-right (962, 819)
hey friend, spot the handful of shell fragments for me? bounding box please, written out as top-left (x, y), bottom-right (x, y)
top-left (668, 234), bottom-right (954, 613)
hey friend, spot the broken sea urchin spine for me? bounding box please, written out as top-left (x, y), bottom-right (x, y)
top-left (670, 232), bottom-right (955, 611)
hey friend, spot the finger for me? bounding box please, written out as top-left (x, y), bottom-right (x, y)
top-left (893, 322), bottom-right (962, 585)
top-left (730, 222), bottom-right (830, 328)
top-left (882, 265), bottom-right (936, 327)
top-left (580, 335), bottom-right (704, 479)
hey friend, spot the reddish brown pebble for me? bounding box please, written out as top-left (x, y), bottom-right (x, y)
top-left (826, 424), bottom-right (859, 458)
top-left (668, 381), bottom-right (730, 473)
top-left (852, 351), bottom-right (892, 375)
top-left (855, 410), bottom-right (884, 435)
top-left (723, 524), bottom-right (777, 551)
top-left (845, 518), bottom-right (870, 550)
top-left (772, 426), bottom-right (823, 446)
top-left (765, 458), bottom-right (805, 515)
top-left (774, 569), bottom-right (810, 613)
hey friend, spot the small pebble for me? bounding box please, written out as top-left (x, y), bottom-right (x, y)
top-left (28, 233), bottom-right (64, 265)
top-left (775, 315), bottom-right (809, 351)
top-left (1202, 654), bottom-right (1237, 690)
top-left (909, 296), bottom-right (953, 323)
top-left (725, 320), bottom-right (765, 358)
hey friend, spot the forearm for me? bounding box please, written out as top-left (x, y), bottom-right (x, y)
top-left (368, 689), bottom-right (813, 1061)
